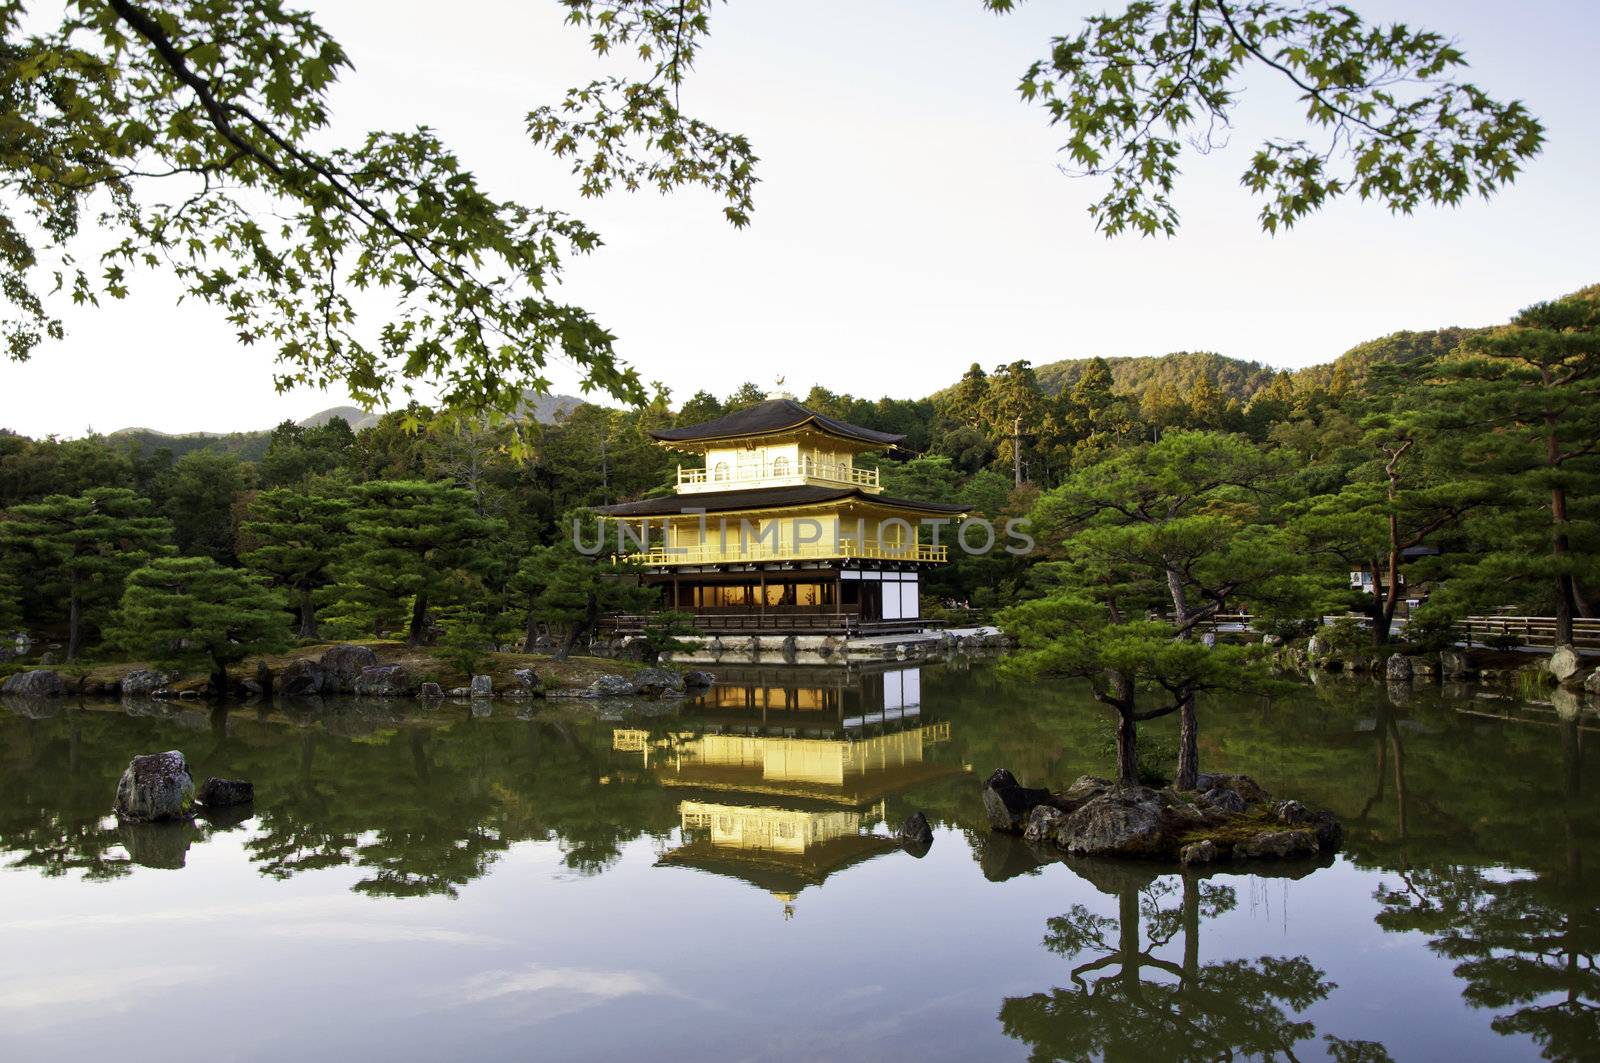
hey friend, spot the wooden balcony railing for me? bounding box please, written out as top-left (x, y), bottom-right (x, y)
top-left (677, 459), bottom-right (879, 490)
top-left (625, 538), bottom-right (946, 566)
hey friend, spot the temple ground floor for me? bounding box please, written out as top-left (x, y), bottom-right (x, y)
top-left (615, 559), bottom-right (935, 635)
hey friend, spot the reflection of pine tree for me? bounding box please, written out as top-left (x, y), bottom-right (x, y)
top-left (245, 733), bottom-right (360, 879)
top-left (1377, 866), bottom-right (1599, 1062)
top-left (1000, 864), bottom-right (1392, 1062)
top-left (1373, 710), bottom-right (1597, 1062)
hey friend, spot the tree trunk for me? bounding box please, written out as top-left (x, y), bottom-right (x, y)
top-left (524, 606), bottom-right (539, 653)
top-left (1118, 885), bottom-right (1142, 1000)
top-left (1377, 440), bottom-right (1411, 647)
top-left (1377, 547), bottom-right (1403, 646)
top-left (1181, 873), bottom-right (1200, 985)
top-left (210, 662), bottom-right (228, 701)
top-left (408, 593), bottom-right (429, 646)
top-left (297, 583), bottom-right (317, 639)
top-left (1164, 564), bottom-right (1202, 790)
top-left (1115, 709), bottom-right (1139, 787)
top-left (1552, 481), bottom-right (1577, 645)
top-left (66, 590), bottom-right (81, 661)
top-left (555, 629), bottom-right (577, 661)
top-left (1176, 694), bottom-right (1199, 791)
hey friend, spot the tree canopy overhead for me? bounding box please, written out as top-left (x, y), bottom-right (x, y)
top-left (2, 0), bottom-right (1543, 416)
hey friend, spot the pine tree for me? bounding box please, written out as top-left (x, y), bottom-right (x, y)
top-left (1023, 431), bottom-right (1313, 788)
top-left (240, 488), bottom-right (352, 639)
top-left (522, 513), bottom-right (656, 659)
top-left (1289, 415), bottom-right (1493, 644)
top-left (0, 487), bottom-right (173, 659)
top-left (338, 481), bottom-right (502, 646)
top-left (110, 556), bottom-right (291, 696)
top-left (1421, 292), bottom-right (1600, 643)
top-left (157, 450), bottom-right (249, 562)
top-left (0, 571), bottom-right (23, 637)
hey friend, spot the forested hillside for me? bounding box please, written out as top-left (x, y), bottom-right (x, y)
top-left (1, 284), bottom-right (1594, 668)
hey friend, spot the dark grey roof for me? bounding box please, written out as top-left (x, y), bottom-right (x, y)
top-left (592, 484), bottom-right (966, 518)
top-left (651, 399), bottom-right (904, 446)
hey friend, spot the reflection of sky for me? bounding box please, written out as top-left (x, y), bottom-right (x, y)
top-left (0, 823), bottom-right (1549, 1062)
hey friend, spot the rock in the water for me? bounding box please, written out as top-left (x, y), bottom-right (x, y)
top-left (1023, 804), bottom-right (1067, 844)
top-left (1180, 839), bottom-right (1218, 866)
top-left (1385, 653), bottom-right (1413, 681)
top-left (1273, 799), bottom-right (1344, 852)
top-left (448, 687), bottom-right (472, 697)
top-left (1234, 828), bottom-right (1318, 860)
top-left (1202, 787), bottom-right (1248, 815)
top-left (588, 674), bottom-right (636, 697)
top-left (1440, 650), bottom-right (1474, 680)
top-left (898, 811), bottom-right (934, 847)
top-left (114, 750), bottom-right (196, 821)
top-left (0, 670), bottom-right (64, 697)
top-left (1058, 789), bottom-right (1165, 856)
top-left (1550, 644), bottom-right (1583, 687)
top-left (632, 667), bottom-right (686, 697)
top-left (983, 768), bottom-right (1053, 833)
top-left (197, 777), bottom-right (253, 807)
top-left (682, 670), bottom-right (716, 689)
top-left (419, 681), bottom-right (444, 699)
top-left (279, 658), bottom-right (325, 695)
top-left (119, 669), bottom-right (170, 697)
top-left (1195, 772), bottom-right (1268, 804)
top-left (470, 674), bottom-right (493, 697)
top-left (319, 644), bottom-right (378, 693)
top-left (615, 636), bottom-right (651, 662)
top-left (352, 665), bottom-right (411, 697)
top-left (1585, 669), bottom-right (1600, 696)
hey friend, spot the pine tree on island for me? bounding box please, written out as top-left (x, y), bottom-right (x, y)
top-left (0, 487), bottom-right (173, 660)
top-left (110, 556), bottom-right (291, 697)
top-left (338, 481), bottom-right (502, 646)
top-left (240, 488), bottom-right (352, 639)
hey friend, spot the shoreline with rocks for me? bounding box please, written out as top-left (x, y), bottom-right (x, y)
top-left (0, 642), bottom-right (716, 706)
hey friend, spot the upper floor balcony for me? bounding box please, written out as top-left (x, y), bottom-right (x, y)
top-left (625, 537), bottom-right (947, 567)
top-left (676, 457), bottom-right (879, 494)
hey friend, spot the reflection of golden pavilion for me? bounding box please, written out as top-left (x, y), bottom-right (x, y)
top-left (659, 800), bottom-right (901, 908)
top-left (625, 667), bottom-right (958, 912)
top-left (614, 722), bottom-right (953, 805)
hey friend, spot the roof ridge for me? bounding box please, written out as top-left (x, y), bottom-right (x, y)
top-left (650, 398), bottom-right (905, 447)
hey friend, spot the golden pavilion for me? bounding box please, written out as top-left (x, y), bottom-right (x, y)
top-left (592, 398), bottom-right (967, 634)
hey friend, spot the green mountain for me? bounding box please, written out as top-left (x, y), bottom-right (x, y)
top-left (1033, 351), bottom-right (1280, 404)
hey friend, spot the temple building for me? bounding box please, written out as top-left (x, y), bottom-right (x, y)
top-left (592, 398), bottom-right (967, 634)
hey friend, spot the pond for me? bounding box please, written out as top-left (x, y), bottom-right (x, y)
top-left (0, 661), bottom-right (1595, 1061)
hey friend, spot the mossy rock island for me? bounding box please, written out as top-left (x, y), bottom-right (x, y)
top-left (983, 768), bottom-right (1342, 866)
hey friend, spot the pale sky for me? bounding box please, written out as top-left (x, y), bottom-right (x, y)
top-left (1, 0), bottom-right (1596, 437)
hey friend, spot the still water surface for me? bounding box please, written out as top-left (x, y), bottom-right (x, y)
top-left (0, 662), bottom-right (1595, 1061)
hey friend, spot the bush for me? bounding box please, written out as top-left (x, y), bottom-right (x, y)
top-left (1402, 608), bottom-right (1461, 654)
top-left (1319, 616), bottom-right (1369, 656)
top-left (1097, 721), bottom-right (1175, 786)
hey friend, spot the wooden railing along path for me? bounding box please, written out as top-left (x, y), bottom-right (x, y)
top-left (1455, 616), bottom-right (1600, 651)
top-left (1193, 613), bottom-right (1600, 651)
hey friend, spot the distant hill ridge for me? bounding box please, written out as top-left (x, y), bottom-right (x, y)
top-left (89, 281), bottom-right (1596, 448)
top-left (100, 392), bottom-right (586, 458)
